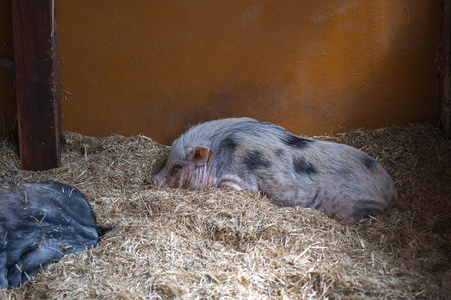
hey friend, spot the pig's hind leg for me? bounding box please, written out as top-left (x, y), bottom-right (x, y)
top-left (260, 181), bottom-right (352, 219)
top-left (256, 179), bottom-right (317, 207)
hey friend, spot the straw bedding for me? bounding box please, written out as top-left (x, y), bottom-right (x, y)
top-left (0, 122), bottom-right (449, 299)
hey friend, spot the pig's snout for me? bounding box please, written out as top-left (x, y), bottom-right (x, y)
top-left (151, 170), bottom-right (179, 188)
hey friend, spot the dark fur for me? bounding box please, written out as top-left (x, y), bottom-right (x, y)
top-left (256, 120), bottom-right (313, 149)
top-left (243, 150), bottom-right (271, 171)
top-left (293, 157), bottom-right (317, 175)
top-left (360, 154), bottom-right (378, 170)
top-left (215, 137), bottom-right (239, 176)
top-left (353, 200), bottom-right (383, 220)
top-left (0, 181), bottom-right (101, 289)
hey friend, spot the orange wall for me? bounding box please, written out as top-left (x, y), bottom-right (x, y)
top-left (0, 1), bottom-right (442, 145)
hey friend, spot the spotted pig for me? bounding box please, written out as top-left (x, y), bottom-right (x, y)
top-left (152, 118), bottom-right (397, 222)
top-left (0, 181), bottom-right (102, 289)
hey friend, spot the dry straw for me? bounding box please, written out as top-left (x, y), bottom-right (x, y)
top-left (0, 122), bottom-right (449, 299)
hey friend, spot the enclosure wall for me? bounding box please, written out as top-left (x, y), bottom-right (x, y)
top-left (0, 1), bottom-right (442, 145)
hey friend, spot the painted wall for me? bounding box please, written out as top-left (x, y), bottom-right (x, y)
top-left (0, 1), bottom-right (442, 145)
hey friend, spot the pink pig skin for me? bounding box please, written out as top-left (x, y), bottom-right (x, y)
top-left (152, 118), bottom-right (397, 222)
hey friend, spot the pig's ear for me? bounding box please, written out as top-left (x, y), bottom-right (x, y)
top-left (191, 147), bottom-right (213, 165)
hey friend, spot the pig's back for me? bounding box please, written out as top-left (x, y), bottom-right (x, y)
top-left (177, 118), bottom-right (257, 148)
top-left (204, 118), bottom-right (396, 221)
top-left (175, 118), bottom-right (396, 221)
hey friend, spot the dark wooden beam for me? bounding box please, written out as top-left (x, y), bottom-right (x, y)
top-left (439, 0), bottom-right (451, 138)
top-left (11, 0), bottom-right (62, 170)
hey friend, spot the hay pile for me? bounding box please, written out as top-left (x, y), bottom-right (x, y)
top-left (0, 122), bottom-right (449, 299)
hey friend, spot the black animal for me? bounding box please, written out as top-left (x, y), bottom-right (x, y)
top-left (0, 181), bottom-right (103, 289)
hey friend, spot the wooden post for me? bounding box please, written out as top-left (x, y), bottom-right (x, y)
top-left (439, 0), bottom-right (451, 138)
top-left (11, 0), bottom-right (62, 170)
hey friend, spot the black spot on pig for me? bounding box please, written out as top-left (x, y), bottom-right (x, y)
top-left (360, 154), bottom-right (378, 170)
top-left (243, 150), bottom-right (271, 171)
top-left (253, 120), bottom-right (313, 149)
top-left (215, 137), bottom-right (239, 176)
top-left (275, 148), bottom-right (286, 156)
top-left (353, 200), bottom-right (383, 221)
top-left (293, 157), bottom-right (317, 176)
top-left (218, 137), bottom-right (238, 153)
top-left (304, 189), bottom-right (321, 208)
top-left (280, 133), bottom-right (313, 149)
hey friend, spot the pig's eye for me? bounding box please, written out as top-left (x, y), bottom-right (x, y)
top-left (171, 164), bottom-right (183, 173)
